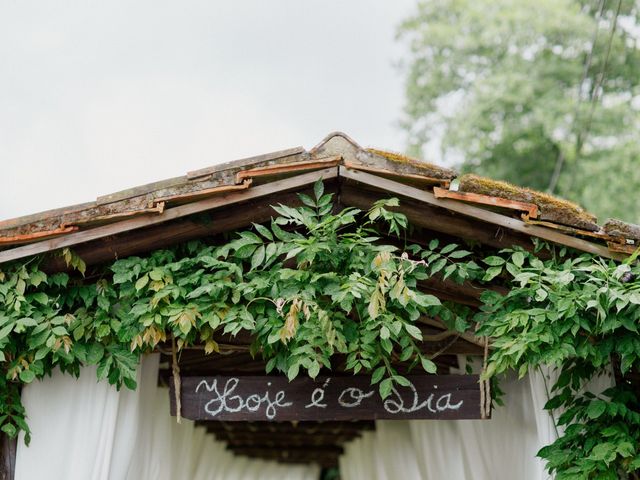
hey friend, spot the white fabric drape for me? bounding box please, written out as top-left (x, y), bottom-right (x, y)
top-left (15, 355), bottom-right (321, 480)
top-left (340, 364), bottom-right (615, 480)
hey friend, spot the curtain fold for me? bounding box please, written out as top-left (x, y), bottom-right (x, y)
top-left (15, 355), bottom-right (321, 480)
top-left (340, 365), bottom-right (616, 480)
top-left (339, 370), bottom-right (570, 480)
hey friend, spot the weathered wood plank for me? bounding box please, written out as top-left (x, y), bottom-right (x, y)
top-left (170, 374), bottom-right (483, 422)
top-left (0, 167), bottom-right (339, 264)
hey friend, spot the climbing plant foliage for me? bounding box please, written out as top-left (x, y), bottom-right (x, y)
top-left (0, 181), bottom-right (639, 478)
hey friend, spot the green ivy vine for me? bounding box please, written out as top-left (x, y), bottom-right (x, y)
top-left (0, 180), bottom-right (639, 479)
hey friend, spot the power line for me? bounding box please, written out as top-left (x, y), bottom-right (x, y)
top-left (547, 0), bottom-right (607, 194)
top-left (567, 0), bottom-right (623, 185)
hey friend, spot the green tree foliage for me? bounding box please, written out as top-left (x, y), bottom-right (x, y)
top-left (398, 0), bottom-right (640, 223)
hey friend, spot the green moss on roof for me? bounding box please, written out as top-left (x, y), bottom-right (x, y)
top-left (458, 174), bottom-right (599, 231)
top-left (603, 219), bottom-right (640, 241)
top-left (366, 148), bottom-right (457, 180)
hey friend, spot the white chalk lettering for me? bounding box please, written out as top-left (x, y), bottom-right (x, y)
top-left (338, 387), bottom-right (374, 407)
top-left (196, 377), bottom-right (292, 419)
top-left (383, 380), bottom-right (464, 414)
top-left (305, 378), bottom-right (331, 409)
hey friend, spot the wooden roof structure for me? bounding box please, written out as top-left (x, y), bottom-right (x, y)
top-left (1, 131), bottom-right (637, 265)
top-left (1, 132), bottom-right (638, 470)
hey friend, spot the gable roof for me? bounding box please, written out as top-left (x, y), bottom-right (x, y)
top-left (0, 132), bottom-right (637, 265)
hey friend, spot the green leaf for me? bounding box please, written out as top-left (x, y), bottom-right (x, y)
top-left (393, 375), bottom-right (410, 387)
top-left (586, 400), bottom-right (607, 420)
top-left (421, 357), bottom-right (437, 373)
top-left (313, 180), bottom-right (324, 201)
top-left (0, 322), bottom-right (15, 341)
top-left (483, 256), bottom-right (505, 267)
top-left (1, 423), bottom-right (17, 437)
top-left (19, 369), bottom-right (36, 383)
top-left (380, 325), bottom-right (390, 340)
top-left (449, 250), bottom-right (471, 259)
top-left (250, 245), bottom-right (266, 271)
top-left (512, 251), bottom-right (525, 268)
top-left (482, 266), bottom-right (503, 281)
top-left (235, 244), bottom-right (257, 259)
top-left (371, 366), bottom-right (386, 384)
top-left (404, 324), bottom-right (423, 340)
top-left (308, 361), bottom-right (320, 379)
top-left (287, 363), bottom-right (300, 381)
top-left (628, 292), bottom-right (640, 305)
top-left (149, 269), bottom-right (163, 281)
top-left (86, 344), bottom-right (105, 365)
top-left (135, 274), bottom-right (149, 291)
top-left (253, 223), bottom-right (274, 241)
top-left (379, 378), bottom-right (393, 399)
top-left (52, 326), bottom-right (68, 336)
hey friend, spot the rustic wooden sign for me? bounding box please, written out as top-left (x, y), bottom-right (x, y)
top-left (169, 374), bottom-right (484, 421)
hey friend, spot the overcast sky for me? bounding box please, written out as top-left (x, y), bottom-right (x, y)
top-left (0, 1), bottom-right (418, 219)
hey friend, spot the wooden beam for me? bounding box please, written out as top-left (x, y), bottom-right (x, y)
top-left (433, 187), bottom-right (539, 219)
top-left (0, 167), bottom-right (339, 264)
top-left (41, 189), bottom-right (313, 272)
top-left (340, 185), bottom-right (535, 252)
top-left (0, 434), bottom-right (16, 480)
top-left (211, 432), bottom-right (359, 447)
top-left (340, 167), bottom-right (623, 260)
top-left (200, 421), bottom-right (374, 435)
top-left (229, 446), bottom-right (341, 467)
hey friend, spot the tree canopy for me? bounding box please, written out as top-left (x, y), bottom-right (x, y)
top-left (398, 0), bottom-right (640, 224)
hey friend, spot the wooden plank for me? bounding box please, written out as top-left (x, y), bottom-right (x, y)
top-left (344, 161), bottom-right (451, 188)
top-left (433, 187), bottom-right (538, 219)
top-left (236, 156), bottom-right (341, 183)
top-left (340, 167), bottom-right (623, 260)
top-left (0, 167), bottom-right (339, 265)
top-left (201, 421), bottom-right (374, 435)
top-left (212, 432), bottom-right (359, 447)
top-left (0, 434), bottom-right (16, 480)
top-left (170, 374), bottom-right (483, 422)
top-left (340, 185), bottom-right (535, 252)
top-left (228, 446), bottom-right (341, 467)
top-left (150, 180), bottom-right (252, 205)
top-left (0, 226), bottom-right (79, 245)
top-left (41, 187), bottom-right (334, 272)
top-left (187, 146), bottom-right (306, 179)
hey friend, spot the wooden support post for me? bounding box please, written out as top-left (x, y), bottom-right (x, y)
top-left (0, 434), bottom-right (16, 480)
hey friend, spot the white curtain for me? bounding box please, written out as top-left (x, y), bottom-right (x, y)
top-left (340, 364), bottom-right (615, 480)
top-left (15, 354), bottom-right (321, 480)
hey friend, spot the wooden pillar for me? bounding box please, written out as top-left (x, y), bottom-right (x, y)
top-left (0, 434), bottom-right (16, 480)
